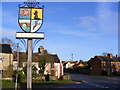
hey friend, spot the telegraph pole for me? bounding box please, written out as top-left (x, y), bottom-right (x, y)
top-left (71, 53), bottom-right (73, 61)
top-left (27, 39), bottom-right (32, 90)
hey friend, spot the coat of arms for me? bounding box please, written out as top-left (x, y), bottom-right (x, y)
top-left (18, 7), bottom-right (43, 32)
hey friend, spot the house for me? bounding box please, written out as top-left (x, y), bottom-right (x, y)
top-left (62, 61), bottom-right (78, 69)
top-left (89, 53), bottom-right (120, 75)
top-left (18, 46), bottom-right (63, 79)
top-left (73, 63), bottom-right (84, 68)
top-left (38, 46), bottom-right (63, 78)
top-left (0, 43), bottom-right (13, 72)
top-left (44, 54), bottom-right (63, 78)
top-left (22, 62), bottom-right (40, 74)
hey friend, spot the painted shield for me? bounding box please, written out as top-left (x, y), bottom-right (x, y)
top-left (18, 8), bottom-right (43, 32)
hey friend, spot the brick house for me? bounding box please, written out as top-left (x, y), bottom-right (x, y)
top-left (89, 53), bottom-right (120, 75)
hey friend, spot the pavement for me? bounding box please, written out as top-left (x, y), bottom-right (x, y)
top-left (56, 73), bottom-right (120, 89)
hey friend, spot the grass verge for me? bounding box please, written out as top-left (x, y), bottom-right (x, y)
top-left (2, 79), bottom-right (76, 88)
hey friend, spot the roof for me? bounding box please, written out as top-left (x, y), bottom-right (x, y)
top-left (49, 54), bottom-right (60, 63)
top-left (18, 52), bottom-right (60, 63)
top-left (0, 43), bottom-right (12, 53)
top-left (62, 61), bottom-right (78, 64)
top-left (73, 63), bottom-right (84, 68)
top-left (97, 56), bottom-right (120, 62)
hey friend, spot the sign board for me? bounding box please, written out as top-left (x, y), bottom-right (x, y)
top-left (18, 8), bottom-right (43, 33)
top-left (16, 32), bottom-right (44, 39)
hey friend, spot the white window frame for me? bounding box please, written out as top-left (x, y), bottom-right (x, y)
top-left (118, 63), bottom-right (120, 66)
top-left (111, 62), bottom-right (113, 66)
top-left (118, 68), bottom-right (120, 71)
top-left (0, 69), bottom-right (3, 74)
top-left (0, 57), bottom-right (5, 62)
top-left (111, 68), bottom-right (114, 72)
top-left (104, 68), bottom-right (106, 71)
top-left (103, 62), bottom-right (106, 66)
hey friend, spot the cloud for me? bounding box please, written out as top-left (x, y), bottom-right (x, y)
top-left (77, 16), bottom-right (97, 32)
top-left (78, 16), bottom-right (96, 27)
top-left (97, 2), bottom-right (118, 35)
top-left (44, 22), bottom-right (106, 41)
top-left (2, 8), bottom-right (18, 26)
top-left (45, 6), bottom-right (66, 14)
top-left (75, 3), bottom-right (118, 36)
top-left (0, 27), bottom-right (16, 37)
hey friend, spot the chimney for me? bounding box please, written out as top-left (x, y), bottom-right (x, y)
top-left (38, 46), bottom-right (44, 54)
top-left (107, 53), bottom-right (113, 58)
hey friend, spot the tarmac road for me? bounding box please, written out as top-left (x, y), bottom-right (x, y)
top-left (57, 73), bottom-right (120, 89)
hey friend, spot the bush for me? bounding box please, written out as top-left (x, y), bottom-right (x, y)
top-left (23, 65), bottom-right (27, 76)
top-left (65, 67), bottom-right (91, 75)
top-left (2, 65), bottom-right (15, 78)
top-left (61, 74), bottom-right (71, 80)
top-left (117, 72), bottom-right (120, 76)
top-left (32, 73), bottom-right (40, 78)
top-left (112, 71), bottom-right (118, 76)
top-left (102, 71), bottom-right (108, 76)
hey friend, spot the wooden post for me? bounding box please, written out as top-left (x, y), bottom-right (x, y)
top-left (27, 39), bottom-right (32, 90)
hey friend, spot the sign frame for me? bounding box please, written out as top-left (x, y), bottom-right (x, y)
top-left (18, 7), bottom-right (44, 33)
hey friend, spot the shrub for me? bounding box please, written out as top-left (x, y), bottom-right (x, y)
top-left (2, 65), bottom-right (16, 78)
top-left (112, 71), bottom-right (118, 76)
top-left (102, 71), bottom-right (108, 76)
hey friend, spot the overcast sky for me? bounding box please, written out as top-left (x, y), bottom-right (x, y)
top-left (1, 1), bottom-right (118, 61)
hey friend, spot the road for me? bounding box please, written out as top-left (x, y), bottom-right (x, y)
top-left (57, 73), bottom-right (120, 89)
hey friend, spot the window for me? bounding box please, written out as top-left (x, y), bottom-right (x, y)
top-left (118, 63), bottom-right (120, 66)
top-left (118, 68), bottom-right (120, 71)
top-left (0, 57), bottom-right (5, 62)
top-left (0, 69), bottom-right (3, 74)
top-left (104, 68), bottom-right (106, 71)
top-left (111, 68), bottom-right (114, 72)
top-left (111, 62), bottom-right (113, 66)
top-left (103, 62), bottom-right (106, 66)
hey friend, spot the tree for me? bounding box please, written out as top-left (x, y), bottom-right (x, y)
top-left (19, 52), bottom-right (27, 67)
top-left (38, 53), bottom-right (54, 74)
top-left (2, 37), bottom-right (21, 51)
top-left (32, 65), bottom-right (37, 74)
top-left (102, 52), bottom-right (108, 56)
top-left (23, 65), bottom-right (27, 76)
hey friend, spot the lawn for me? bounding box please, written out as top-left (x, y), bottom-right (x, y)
top-left (2, 80), bottom-right (16, 88)
top-left (2, 79), bottom-right (75, 88)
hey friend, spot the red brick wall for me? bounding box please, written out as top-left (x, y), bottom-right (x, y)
top-left (101, 61), bottom-right (120, 72)
top-left (90, 57), bottom-right (120, 75)
top-left (112, 62), bottom-right (120, 72)
top-left (90, 58), bottom-right (102, 75)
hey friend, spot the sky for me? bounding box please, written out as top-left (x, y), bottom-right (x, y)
top-left (0, 1), bottom-right (118, 61)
